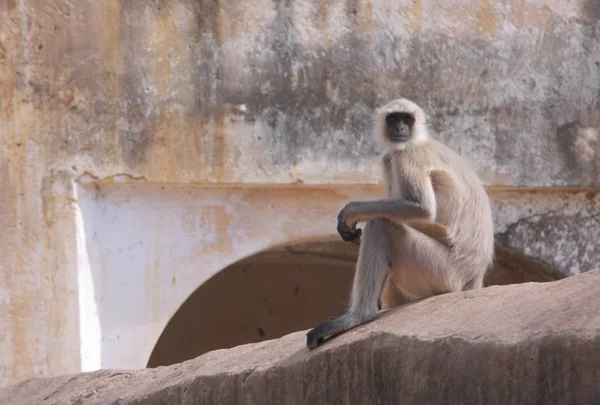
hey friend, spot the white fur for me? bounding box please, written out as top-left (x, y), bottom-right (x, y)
top-left (374, 98), bottom-right (429, 150)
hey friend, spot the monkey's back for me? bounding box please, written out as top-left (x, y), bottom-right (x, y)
top-left (393, 140), bottom-right (495, 272)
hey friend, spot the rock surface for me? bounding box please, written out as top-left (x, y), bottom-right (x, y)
top-left (2, 269), bottom-right (599, 405)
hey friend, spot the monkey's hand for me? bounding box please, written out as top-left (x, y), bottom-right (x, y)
top-left (337, 204), bottom-right (362, 244)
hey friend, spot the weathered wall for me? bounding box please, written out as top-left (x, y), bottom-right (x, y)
top-left (2, 0), bottom-right (599, 187)
top-left (1, 0), bottom-right (599, 386)
top-left (493, 190), bottom-right (600, 274)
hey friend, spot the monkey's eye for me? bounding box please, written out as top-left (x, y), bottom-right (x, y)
top-left (386, 114), bottom-right (399, 125)
top-left (405, 115), bottom-right (415, 126)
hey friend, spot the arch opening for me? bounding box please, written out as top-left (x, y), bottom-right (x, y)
top-left (147, 240), bottom-right (359, 368)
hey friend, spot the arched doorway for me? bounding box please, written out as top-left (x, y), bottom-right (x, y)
top-left (147, 238), bottom-right (564, 368)
top-left (147, 240), bottom-right (360, 368)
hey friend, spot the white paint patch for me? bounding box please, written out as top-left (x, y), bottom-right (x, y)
top-left (73, 186), bottom-right (102, 372)
top-left (73, 182), bottom-right (375, 370)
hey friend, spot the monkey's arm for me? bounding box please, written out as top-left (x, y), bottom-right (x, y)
top-left (336, 152), bottom-right (395, 244)
top-left (339, 174), bottom-right (436, 228)
top-left (340, 198), bottom-right (434, 226)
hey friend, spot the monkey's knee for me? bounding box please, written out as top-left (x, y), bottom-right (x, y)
top-left (362, 218), bottom-right (396, 240)
top-left (359, 219), bottom-right (396, 266)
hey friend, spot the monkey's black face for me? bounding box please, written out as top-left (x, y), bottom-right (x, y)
top-left (385, 112), bottom-right (415, 143)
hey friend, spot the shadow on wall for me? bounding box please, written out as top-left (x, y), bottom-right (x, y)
top-left (147, 238), bottom-right (565, 368)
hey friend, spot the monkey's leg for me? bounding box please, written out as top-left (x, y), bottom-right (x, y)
top-left (306, 219), bottom-right (393, 350)
top-left (388, 224), bottom-right (460, 301)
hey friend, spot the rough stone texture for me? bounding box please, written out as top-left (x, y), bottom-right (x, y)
top-left (1, 0), bottom-right (599, 385)
top-left (486, 242), bottom-right (566, 285)
top-left (2, 269), bottom-right (599, 405)
top-left (491, 189), bottom-right (600, 275)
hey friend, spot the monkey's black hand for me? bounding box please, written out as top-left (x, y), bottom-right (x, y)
top-left (337, 206), bottom-right (361, 244)
top-left (337, 220), bottom-right (362, 244)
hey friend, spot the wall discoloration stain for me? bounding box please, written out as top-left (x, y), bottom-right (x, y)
top-left (5, 0), bottom-right (596, 185)
top-left (582, 0), bottom-right (600, 21)
top-left (557, 123), bottom-right (600, 184)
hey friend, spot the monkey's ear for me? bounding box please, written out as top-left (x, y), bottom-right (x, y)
top-left (375, 103), bottom-right (388, 114)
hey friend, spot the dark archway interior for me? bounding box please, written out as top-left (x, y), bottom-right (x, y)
top-left (147, 240), bottom-right (359, 368)
top-left (147, 238), bottom-right (565, 368)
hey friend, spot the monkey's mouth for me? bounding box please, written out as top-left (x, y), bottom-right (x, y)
top-left (388, 135), bottom-right (410, 143)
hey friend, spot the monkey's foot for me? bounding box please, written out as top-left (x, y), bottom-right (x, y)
top-left (306, 313), bottom-right (381, 350)
top-left (306, 329), bottom-right (326, 350)
top-left (306, 314), bottom-right (355, 350)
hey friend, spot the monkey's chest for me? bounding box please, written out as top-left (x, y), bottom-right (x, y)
top-left (389, 175), bottom-right (414, 200)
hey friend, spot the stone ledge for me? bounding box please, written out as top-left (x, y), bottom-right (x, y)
top-left (2, 269), bottom-right (599, 405)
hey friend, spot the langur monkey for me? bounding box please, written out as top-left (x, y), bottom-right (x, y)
top-left (306, 98), bottom-right (495, 350)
